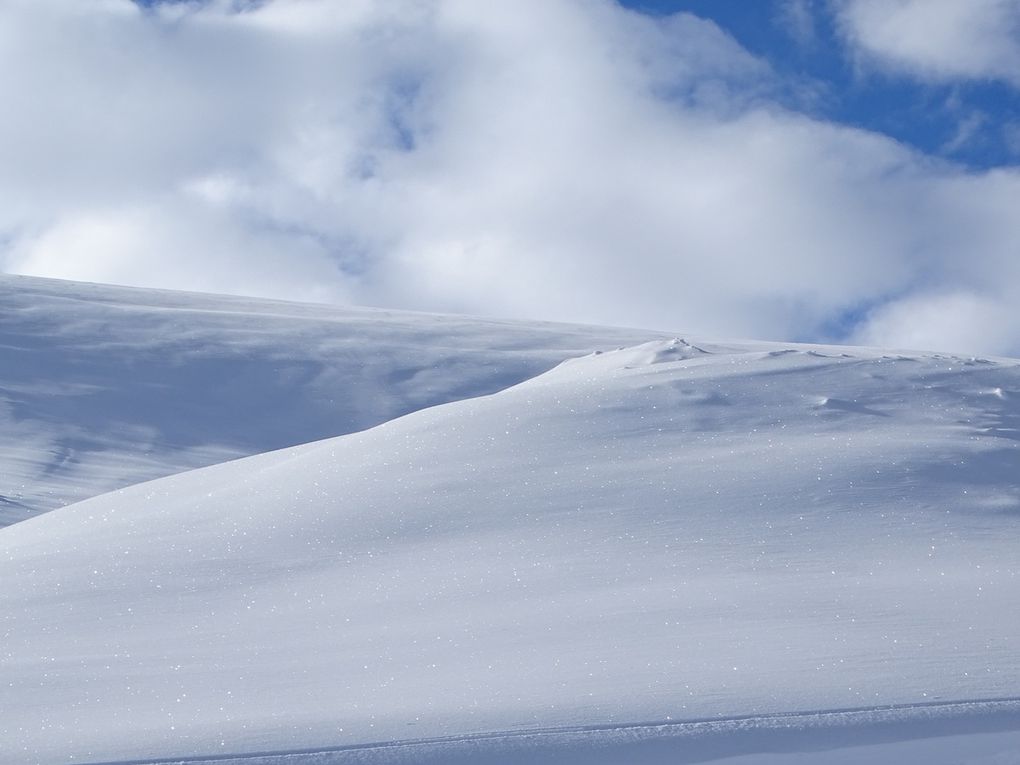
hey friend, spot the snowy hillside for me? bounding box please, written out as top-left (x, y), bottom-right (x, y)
top-left (2, 332), bottom-right (1019, 764)
top-left (0, 275), bottom-right (658, 525)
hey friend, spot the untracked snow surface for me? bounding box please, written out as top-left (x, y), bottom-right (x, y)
top-left (2, 330), bottom-right (1020, 764)
top-left (0, 275), bottom-right (657, 525)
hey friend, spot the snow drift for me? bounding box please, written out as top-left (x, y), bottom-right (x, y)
top-left (2, 335), bottom-right (1019, 764)
top-left (0, 275), bottom-right (655, 525)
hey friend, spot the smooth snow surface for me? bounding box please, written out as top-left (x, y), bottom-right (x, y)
top-left (3, 334), bottom-right (1019, 764)
top-left (0, 275), bottom-right (656, 525)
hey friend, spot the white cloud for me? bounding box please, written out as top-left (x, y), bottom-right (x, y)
top-left (7, 202), bottom-right (351, 303)
top-left (775, 0), bottom-right (818, 47)
top-left (1003, 122), bottom-right (1020, 155)
top-left (942, 110), bottom-right (988, 154)
top-left (835, 0), bottom-right (1020, 87)
top-left (853, 292), bottom-right (1020, 356)
top-left (1, 0), bottom-right (1020, 354)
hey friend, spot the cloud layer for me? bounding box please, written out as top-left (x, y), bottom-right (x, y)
top-left (836, 0), bottom-right (1020, 87)
top-left (2, 0), bottom-right (1020, 355)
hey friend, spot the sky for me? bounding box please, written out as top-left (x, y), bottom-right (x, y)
top-left (2, 0), bottom-right (1020, 355)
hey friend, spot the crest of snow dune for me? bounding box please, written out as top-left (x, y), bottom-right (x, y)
top-left (0, 274), bottom-right (662, 525)
top-left (538, 338), bottom-right (713, 381)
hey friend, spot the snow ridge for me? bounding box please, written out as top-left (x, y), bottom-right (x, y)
top-left (0, 274), bottom-right (661, 524)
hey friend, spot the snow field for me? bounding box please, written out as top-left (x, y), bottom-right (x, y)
top-left (3, 333), bottom-right (1019, 764)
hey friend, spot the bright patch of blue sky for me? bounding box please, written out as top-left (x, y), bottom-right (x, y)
top-left (619, 0), bottom-right (1020, 170)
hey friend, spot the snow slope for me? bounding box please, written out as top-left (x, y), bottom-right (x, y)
top-left (0, 275), bottom-right (657, 525)
top-left (2, 337), bottom-right (1019, 764)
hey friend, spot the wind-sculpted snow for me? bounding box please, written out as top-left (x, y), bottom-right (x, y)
top-left (71, 699), bottom-right (1020, 765)
top-left (2, 338), bottom-right (1019, 764)
top-left (0, 275), bottom-right (657, 525)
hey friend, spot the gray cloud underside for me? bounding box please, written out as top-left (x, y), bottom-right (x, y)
top-left (3, 0), bottom-right (1020, 355)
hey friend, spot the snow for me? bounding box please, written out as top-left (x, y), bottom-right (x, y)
top-left (52, 704), bottom-right (1020, 764)
top-left (2, 287), bottom-right (1020, 765)
top-left (0, 274), bottom-right (657, 525)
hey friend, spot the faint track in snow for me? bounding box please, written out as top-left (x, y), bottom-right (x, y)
top-left (77, 696), bottom-right (1020, 765)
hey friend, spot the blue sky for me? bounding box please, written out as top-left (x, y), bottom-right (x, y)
top-left (3, 0), bottom-right (1020, 354)
top-left (620, 0), bottom-right (1020, 170)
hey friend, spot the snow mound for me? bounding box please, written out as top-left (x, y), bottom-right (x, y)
top-left (559, 337), bottom-right (711, 370)
top-left (0, 275), bottom-right (661, 525)
top-left (2, 335), bottom-right (1019, 764)
top-left (635, 337), bottom-right (712, 364)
